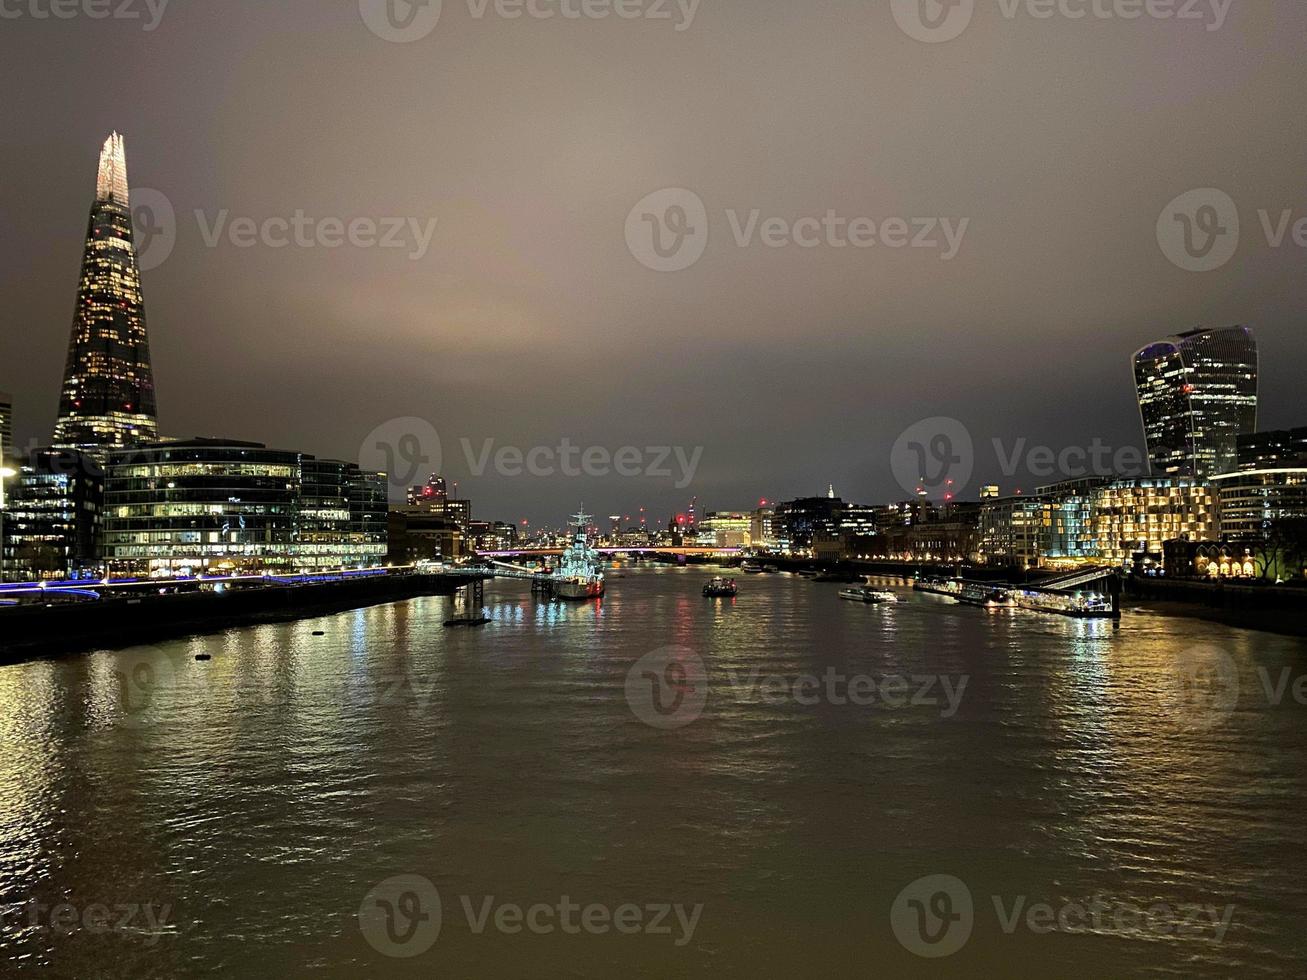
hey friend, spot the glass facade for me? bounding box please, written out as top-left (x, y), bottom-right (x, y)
top-left (1214, 470), bottom-right (1307, 542)
top-left (980, 479), bottom-right (1215, 568)
top-left (0, 450), bottom-right (104, 582)
top-left (1133, 326), bottom-right (1258, 478)
top-left (53, 134), bottom-right (159, 458)
top-left (101, 440), bottom-right (387, 575)
top-left (0, 391), bottom-right (13, 461)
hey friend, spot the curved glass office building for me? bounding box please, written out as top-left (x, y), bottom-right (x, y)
top-left (102, 440), bottom-right (387, 575)
top-left (1133, 326), bottom-right (1258, 479)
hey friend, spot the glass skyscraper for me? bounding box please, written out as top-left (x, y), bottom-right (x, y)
top-left (52, 133), bottom-right (159, 459)
top-left (1133, 326), bottom-right (1258, 478)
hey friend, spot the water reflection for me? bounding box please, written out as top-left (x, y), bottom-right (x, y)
top-left (0, 567), bottom-right (1304, 976)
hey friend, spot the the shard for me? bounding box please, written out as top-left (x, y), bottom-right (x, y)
top-left (52, 133), bottom-right (159, 457)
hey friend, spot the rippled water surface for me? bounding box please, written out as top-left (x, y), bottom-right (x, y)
top-left (2, 567), bottom-right (1306, 977)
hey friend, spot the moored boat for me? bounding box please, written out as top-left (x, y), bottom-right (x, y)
top-left (1012, 588), bottom-right (1116, 619)
top-left (553, 509), bottom-right (606, 600)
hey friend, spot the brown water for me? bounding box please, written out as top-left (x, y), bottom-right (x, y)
top-left (2, 566), bottom-right (1305, 977)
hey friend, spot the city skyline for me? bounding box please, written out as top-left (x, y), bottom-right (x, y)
top-left (2, 4), bottom-right (1305, 523)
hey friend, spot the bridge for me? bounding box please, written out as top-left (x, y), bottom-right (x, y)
top-left (476, 547), bottom-right (741, 560)
top-left (1036, 566), bottom-right (1120, 592)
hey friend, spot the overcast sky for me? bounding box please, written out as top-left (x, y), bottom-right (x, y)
top-left (1, 0), bottom-right (1303, 525)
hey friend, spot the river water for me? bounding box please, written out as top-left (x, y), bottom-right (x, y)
top-left (1, 566), bottom-right (1305, 977)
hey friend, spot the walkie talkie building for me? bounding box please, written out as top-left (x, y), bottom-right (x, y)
top-left (52, 133), bottom-right (159, 458)
top-left (1133, 326), bottom-right (1258, 479)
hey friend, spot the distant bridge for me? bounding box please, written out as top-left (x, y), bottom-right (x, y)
top-left (475, 547), bottom-right (741, 560)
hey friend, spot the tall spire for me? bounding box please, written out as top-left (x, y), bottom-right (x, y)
top-left (96, 132), bottom-right (129, 207)
top-left (54, 133), bottom-right (158, 458)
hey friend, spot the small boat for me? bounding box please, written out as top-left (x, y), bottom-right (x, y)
top-left (839, 587), bottom-right (895, 604)
top-left (741, 560), bottom-right (764, 574)
top-left (195, 654), bottom-right (213, 662)
top-left (444, 616), bottom-right (491, 628)
top-left (703, 576), bottom-right (739, 598)
top-left (797, 569), bottom-right (819, 579)
top-left (762, 564), bottom-right (780, 574)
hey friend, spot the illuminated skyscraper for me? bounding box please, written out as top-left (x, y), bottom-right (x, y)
top-left (53, 133), bottom-right (158, 458)
top-left (0, 390), bottom-right (12, 459)
top-left (1133, 326), bottom-right (1258, 479)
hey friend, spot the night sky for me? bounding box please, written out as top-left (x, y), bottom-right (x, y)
top-left (2, 0), bottom-right (1303, 525)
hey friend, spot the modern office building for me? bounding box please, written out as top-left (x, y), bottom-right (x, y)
top-left (1214, 469), bottom-right (1307, 543)
top-left (773, 496), bottom-right (845, 555)
top-left (979, 494), bottom-right (1051, 569)
top-left (53, 134), bottom-right (159, 458)
top-left (1235, 428), bottom-right (1307, 471)
top-left (1204, 427), bottom-right (1307, 544)
top-left (698, 512), bottom-right (752, 549)
top-left (1133, 326), bottom-right (1258, 478)
top-left (100, 439), bottom-right (387, 575)
top-left (0, 449), bottom-right (104, 582)
top-left (0, 390), bottom-right (13, 461)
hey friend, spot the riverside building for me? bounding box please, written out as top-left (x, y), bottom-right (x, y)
top-left (100, 439), bottom-right (387, 576)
